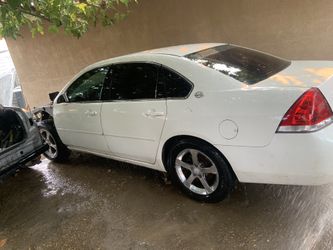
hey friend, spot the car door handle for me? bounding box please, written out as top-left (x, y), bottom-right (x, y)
top-left (85, 110), bottom-right (98, 117)
top-left (144, 110), bottom-right (165, 118)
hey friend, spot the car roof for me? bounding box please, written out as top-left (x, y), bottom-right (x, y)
top-left (85, 43), bottom-right (225, 72)
top-left (141, 43), bottom-right (225, 57)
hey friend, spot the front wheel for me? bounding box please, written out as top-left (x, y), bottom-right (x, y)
top-left (166, 139), bottom-right (236, 203)
top-left (39, 124), bottom-right (70, 162)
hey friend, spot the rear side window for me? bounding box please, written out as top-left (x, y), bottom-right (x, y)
top-left (67, 67), bottom-right (109, 102)
top-left (157, 67), bottom-right (192, 98)
top-left (186, 45), bottom-right (291, 85)
top-left (106, 63), bottom-right (158, 100)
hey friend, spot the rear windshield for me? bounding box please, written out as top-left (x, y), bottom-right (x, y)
top-left (186, 45), bottom-right (291, 85)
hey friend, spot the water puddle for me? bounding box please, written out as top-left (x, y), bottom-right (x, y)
top-left (31, 159), bottom-right (90, 198)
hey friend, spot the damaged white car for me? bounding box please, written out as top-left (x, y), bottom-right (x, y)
top-left (36, 43), bottom-right (333, 202)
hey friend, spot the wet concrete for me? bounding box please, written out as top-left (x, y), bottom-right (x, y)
top-left (1, 154), bottom-right (333, 249)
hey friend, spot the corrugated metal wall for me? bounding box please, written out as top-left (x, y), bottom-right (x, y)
top-left (0, 40), bottom-right (14, 75)
top-left (0, 40), bottom-right (19, 107)
top-left (0, 73), bottom-right (14, 106)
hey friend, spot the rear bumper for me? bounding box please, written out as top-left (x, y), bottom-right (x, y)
top-left (216, 124), bottom-right (333, 185)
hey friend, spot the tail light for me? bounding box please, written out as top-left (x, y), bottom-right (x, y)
top-left (277, 88), bottom-right (333, 133)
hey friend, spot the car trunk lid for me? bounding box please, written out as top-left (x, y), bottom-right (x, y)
top-left (257, 60), bottom-right (333, 89)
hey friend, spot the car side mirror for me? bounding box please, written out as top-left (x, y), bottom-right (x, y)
top-left (56, 94), bottom-right (67, 104)
top-left (49, 91), bottom-right (59, 102)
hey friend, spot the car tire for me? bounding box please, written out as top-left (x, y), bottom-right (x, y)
top-left (38, 123), bottom-right (70, 162)
top-left (166, 139), bottom-right (236, 203)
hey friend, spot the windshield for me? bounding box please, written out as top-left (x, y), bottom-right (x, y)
top-left (186, 45), bottom-right (291, 84)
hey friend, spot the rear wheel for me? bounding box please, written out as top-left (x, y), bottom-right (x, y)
top-left (166, 139), bottom-right (235, 202)
top-left (39, 123), bottom-right (70, 162)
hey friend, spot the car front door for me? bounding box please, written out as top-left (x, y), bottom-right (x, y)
top-left (101, 63), bottom-right (167, 164)
top-left (54, 66), bottom-right (110, 153)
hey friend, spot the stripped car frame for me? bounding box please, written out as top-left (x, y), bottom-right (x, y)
top-left (0, 105), bottom-right (47, 178)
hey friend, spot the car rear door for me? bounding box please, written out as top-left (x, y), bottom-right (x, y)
top-left (0, 108), bottom-right (26, 171)
top-left (54, 66), bottom-right (110, 153)
top-left (100, 63), bottom-right (167, 164)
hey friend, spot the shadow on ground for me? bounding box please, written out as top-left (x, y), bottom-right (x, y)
top-left (0, 153), bottom-right (333, 249)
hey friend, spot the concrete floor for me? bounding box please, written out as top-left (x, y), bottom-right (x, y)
top-left (0, 154), bottom-right (333, 250)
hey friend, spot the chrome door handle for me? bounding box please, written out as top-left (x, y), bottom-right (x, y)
top-left (85, 110), bottom-right (98, 117)
top-left (150, 112), bottom-right (165, 118)
top-left (144, 110), bottom-right (165, 118)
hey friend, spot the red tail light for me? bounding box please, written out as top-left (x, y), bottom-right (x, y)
top-left (277, 88), bottom-right (333, 133)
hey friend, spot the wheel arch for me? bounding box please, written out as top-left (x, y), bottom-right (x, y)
top-left (161, 135), bottom-right (238, 181)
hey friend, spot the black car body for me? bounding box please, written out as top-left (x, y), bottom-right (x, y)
top-left (0, 105), bottom-right (47, 178)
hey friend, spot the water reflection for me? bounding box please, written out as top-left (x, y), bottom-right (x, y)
top-left (255, 184), bottom-right (333, 249)
top-left (31, 159), bottom-right (90, 198)
top-left (24, 157), bottom-right (333, 249)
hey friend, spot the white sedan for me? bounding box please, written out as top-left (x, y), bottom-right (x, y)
top-left (40, 43), bottom-right (333, 202)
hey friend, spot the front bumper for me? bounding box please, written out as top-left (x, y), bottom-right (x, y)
top-left (216, 124), bottom-right (333, 185)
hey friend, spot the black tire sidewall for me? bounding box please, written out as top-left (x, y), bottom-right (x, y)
top-left (166, 139), bottom-right (234, 203)
top-left (38, 123), bottom-right (70, 162)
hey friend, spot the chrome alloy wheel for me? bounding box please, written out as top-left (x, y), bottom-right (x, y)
top-left (175, 148), bottom-right (219, 195)
top-left (40, 129), bottom-right (58, 159)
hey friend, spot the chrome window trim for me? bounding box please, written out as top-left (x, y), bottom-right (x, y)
top-left (276, 117), bottom-right (333, 133)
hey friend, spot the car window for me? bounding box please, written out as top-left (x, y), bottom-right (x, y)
top-left (157, 67), bottom-right (192, 98)
top-left (0, 109), bottom-right (25, 150)
top-left (103, 63), bottom-right (158, 101)
top-left (186, 45), bottom-right (291, 85)
top-left (67, 67), bottom-right (109, 102)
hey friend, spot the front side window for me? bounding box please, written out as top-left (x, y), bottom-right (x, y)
top-left (104, 63), bottom-right (158, 101)
top-left (186, 45), bottom-right (291, 85)
top-left (66, 67), bottom-right (109, 102)
top-left (157, 67), bottom-right (192, 98)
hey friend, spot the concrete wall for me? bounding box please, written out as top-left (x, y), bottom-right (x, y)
top-left (6, 0), bottom-right (333, 107)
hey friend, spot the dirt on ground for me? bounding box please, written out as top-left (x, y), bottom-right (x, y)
top-left (0, 153), bottom-right (333, 249)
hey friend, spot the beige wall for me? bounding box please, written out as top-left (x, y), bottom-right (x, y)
top-left (6, 0), bottom-right (333, 107)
